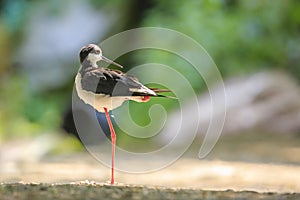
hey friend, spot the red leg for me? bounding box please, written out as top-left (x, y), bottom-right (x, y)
top-left (104, 107), bottom-right (116, 184)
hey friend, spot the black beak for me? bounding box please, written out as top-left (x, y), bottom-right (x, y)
top-left (101, 56), bottom-right (124, 68)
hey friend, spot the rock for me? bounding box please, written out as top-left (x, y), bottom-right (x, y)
top-left (221, 71), bottom-right (300, 134)
top-left (160, 71), bottom-right (300, 147)
top-left (0, 182), bottom-right (298, 200)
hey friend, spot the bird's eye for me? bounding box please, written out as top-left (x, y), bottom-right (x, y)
top-left (95, 50), bottom-right (101, 54)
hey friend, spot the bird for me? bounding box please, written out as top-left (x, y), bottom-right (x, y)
top-left (75, 44), bottom-right (172, 184)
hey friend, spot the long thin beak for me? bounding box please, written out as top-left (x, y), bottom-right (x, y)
top-left (101, 56), bottom-right (124, 68)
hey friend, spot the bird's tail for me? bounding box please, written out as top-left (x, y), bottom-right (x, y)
top-left (150, 88), bottom-right (172, 93)
top-left (150, 88), bottom-right (178, 99)
top-left (156, 94), bottom-right (178, 99)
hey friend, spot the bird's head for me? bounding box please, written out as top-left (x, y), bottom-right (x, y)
top-left (79, 44), bottom-right (123, 68)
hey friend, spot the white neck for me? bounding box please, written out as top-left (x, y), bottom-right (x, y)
top-left (87, 54), bottom-right (100, 67)
top-left (82, 59), bottom-right (97, 68)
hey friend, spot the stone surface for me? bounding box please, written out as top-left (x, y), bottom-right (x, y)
top-left (159, 71), bottom-right (300, 146)
top-left (1, 133), bottom-right (300, 194)
top-left (0, 182), bottom-right (299, 200)
top-left (2, 159), bottom-right (300, 193)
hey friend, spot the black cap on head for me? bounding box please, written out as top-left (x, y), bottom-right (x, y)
top-left (79, 44), bottom-right (96, 63)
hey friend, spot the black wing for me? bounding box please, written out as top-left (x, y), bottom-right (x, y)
top-left (81, 68), bottom-right (156, 96)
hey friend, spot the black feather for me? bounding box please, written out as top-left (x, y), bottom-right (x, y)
top-left (79, 46), bottom-right (94, 63)
top-left (80, 67), bottom-right (155, 96)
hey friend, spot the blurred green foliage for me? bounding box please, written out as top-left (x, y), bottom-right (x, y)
top-left (141, 0), bottom-right (300, 79)
top-left (0, 0), bottom-right (299, 144)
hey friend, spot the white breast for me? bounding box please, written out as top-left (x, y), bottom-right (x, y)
top-left (75, 74), bottom-right (128, 112)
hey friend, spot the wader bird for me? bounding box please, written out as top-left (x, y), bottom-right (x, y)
top-left (75, 44), bottom-right (172, 184)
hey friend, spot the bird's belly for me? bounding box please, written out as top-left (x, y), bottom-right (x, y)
top-left (78, 90), bottom-right (127, 112)
top-left (75, 74), bottom-right (127, 112)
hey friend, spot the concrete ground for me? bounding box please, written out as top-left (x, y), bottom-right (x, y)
top-left (0, 133), bottom-right (299, 199)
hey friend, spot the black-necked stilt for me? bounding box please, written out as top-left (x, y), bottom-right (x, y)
top-left (75, 44), bottom-right (171, 184)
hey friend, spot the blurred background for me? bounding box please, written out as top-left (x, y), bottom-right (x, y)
top-left (0, 0), bottom-right (300, 190)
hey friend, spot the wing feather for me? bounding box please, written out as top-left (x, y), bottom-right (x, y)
top-left (81, 68), bottom-right (156, 96)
